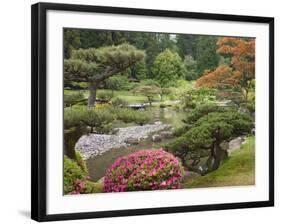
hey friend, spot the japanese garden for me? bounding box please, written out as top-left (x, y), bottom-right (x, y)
top-left (63, 29), bottom-right (255, 194)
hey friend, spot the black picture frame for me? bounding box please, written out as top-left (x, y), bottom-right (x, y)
top-left (31, 2), bottom-right (274, 222)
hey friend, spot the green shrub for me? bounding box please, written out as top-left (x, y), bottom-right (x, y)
top-left (179, 88), bottom-right (217, 110)
top-left (64, 155), bottom-right (102, 194)
top-left (64, 107), bottom-right (84, 129)
top-left (64, 92), bottom-right (85, 107)
top-left (108, 107), bottom-right (152, 125)
top-left (64, 81), bottom-right (87, 90)
top-left (164, 135), bottom-right (189, 162)
top-left (134, 111), bottom-right (152, 125)
top-left (105, 75), bottom-right (136, 91)
top-left (172, 126), bottom-right (189, 137)
top-left (97, 91), bottom-right (114, 103)
top-left (246, 96), bottom-right (255, 114)
top-left (111, 108), bottom-right (135, 123)
top-left (159, 103), bottom-right (166, 108)
top-left (64, 107), bottom-right (116, 134)
top-left (84, 182), bottom-right (103, 194)
top-left (75, 151), bottom-right (88, 173)
top-left (111, 97), bottom-right (128, 107)
top-left (168, 94), bottom-right (176, 101)
top-left (64, 155), bottom-right (88, 194)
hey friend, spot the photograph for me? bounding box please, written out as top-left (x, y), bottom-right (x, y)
top-left (63, 29), bottom-right (256, 195)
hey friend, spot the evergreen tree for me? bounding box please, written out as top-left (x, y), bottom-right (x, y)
top-left (64, 29), bottom-right (81, 59)
top-left (195, 36), bottom-right (219, 75)
top-left (176, 34), bottom-right (198, 59)
top-left (165, 107), bottom-right (253, 172)
top-left (64, 44), bottom-right (145, 107)
top-left (153, 49), bottom-right (185, 88)
top-left (184, 55), bottom-right (198, 80)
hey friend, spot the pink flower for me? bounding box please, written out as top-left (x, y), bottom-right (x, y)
top-left (103, 149), bottom-right (184, 193)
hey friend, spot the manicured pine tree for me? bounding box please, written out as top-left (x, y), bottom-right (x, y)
top-left (165, 105), bottom-right (253, 172)
top-left (64, 44), bottom-right (145, 107)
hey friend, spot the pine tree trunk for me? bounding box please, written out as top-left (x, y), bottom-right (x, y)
top-left (181, 156), bottom-right (188, 168)
top-left (211, 128), bottom-right (222, 171)
top-left (88, 82), bottom-right (98, 108)
top-left (212, 141), bottom-right (222, 170)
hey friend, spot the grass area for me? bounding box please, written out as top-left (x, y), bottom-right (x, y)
top-left (185, 136), bottom-right (255, 188)
top-left (64, 89), bottom-right (176, 104)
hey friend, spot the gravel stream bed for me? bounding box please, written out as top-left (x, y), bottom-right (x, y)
top-left (75, 122), bottom-right (170, 159)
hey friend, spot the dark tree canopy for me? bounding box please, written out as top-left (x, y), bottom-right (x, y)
top-left (64, 28), bottom-right (226, 82)
top-left (64, 29), bottom-right (81, 59)
top-left (195, 36), bottom-right (219, 75)
top-left (176, 34), bottom-right (198, 59)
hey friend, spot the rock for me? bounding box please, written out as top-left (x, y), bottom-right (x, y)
top-left (198, 164), bottom-right (209, 173)
top-left (183, 171), bottom-right (201, 182)
top-left (251, 128), bottom-right (255, 135)
top-left (125, 137), bottom-right (139, 145)
top-left (227, 136), bottom-right (246, 155)
top-left (154, 121), bottom-right (162, 125)
top-left (139, 136), bottom-right (149, 141)
top-left (151, 134), bottom-right (162, 142)
top-left (160, 131), bottom-right (173, 139)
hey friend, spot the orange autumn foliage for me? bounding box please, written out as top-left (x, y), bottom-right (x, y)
top-left (196, 65), bottom-right (234, 88)
top-left (217, 37), bottom-right (255, 77)
top-left (196, 37), bottom-right (255, 101)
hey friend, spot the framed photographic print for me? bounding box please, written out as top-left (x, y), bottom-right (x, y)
top-left (31, 2), bottom-right (274, 222)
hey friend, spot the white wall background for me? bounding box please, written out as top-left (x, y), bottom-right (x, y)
top-left (0, 0), bottom-right (279, 223)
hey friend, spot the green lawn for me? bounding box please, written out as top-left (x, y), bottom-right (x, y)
top-left (185, 136), bottom-right (255, 188)
top-left (64, 89), bottom-right (176, 104)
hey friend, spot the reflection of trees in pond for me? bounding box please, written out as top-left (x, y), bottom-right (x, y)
top-left (153, 107), bottom-right (185, 129)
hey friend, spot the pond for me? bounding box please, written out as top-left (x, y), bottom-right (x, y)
top-left (86, 106), bottom-right (186, 181)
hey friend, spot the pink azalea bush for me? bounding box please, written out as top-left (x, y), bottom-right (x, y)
top-left (103, 149), bottom-right (184, 192)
